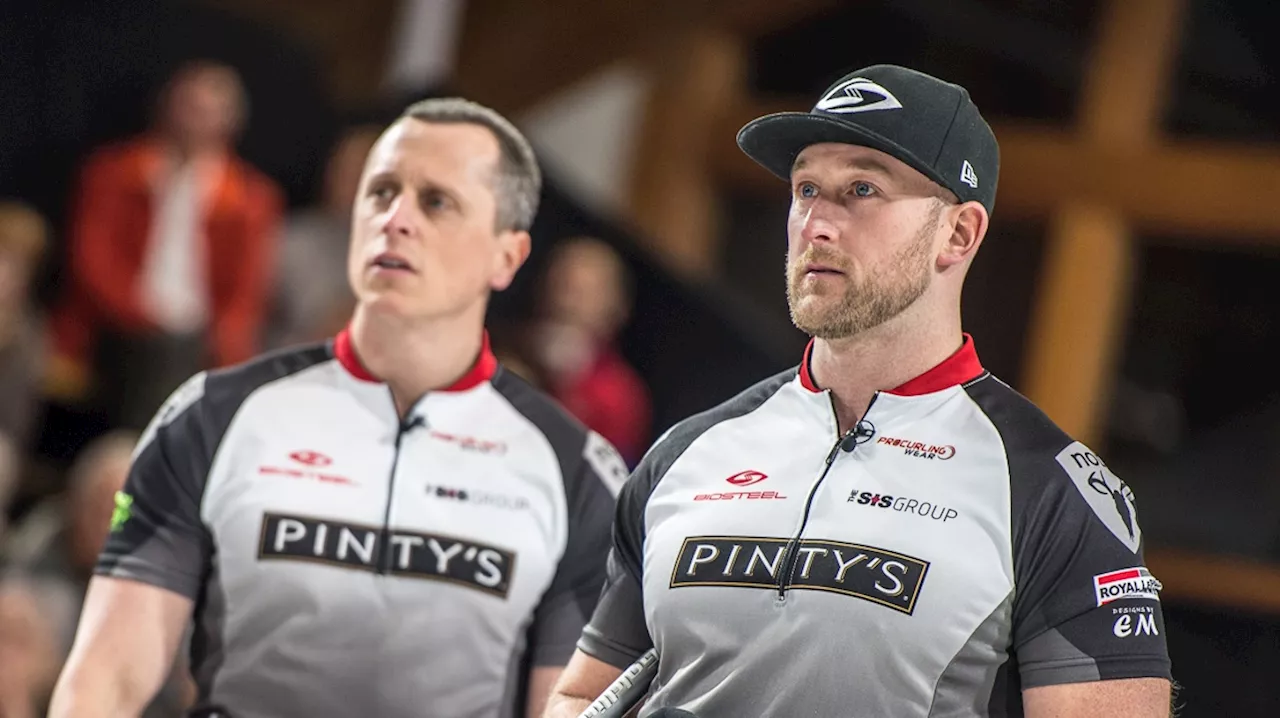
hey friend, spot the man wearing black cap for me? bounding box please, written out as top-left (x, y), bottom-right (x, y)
top-left (544, 65), bottom-right (1172, 717)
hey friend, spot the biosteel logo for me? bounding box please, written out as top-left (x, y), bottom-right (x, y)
top-left (725, 470), bottom-right (768, 487)
top-left (289, 450), bottom-right (333, 467)
top-left (261, 450), bottom-right (354, 486)
top-left (694, 471), bottom-right (785, 501)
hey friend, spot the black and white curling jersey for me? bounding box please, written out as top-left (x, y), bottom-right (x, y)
top-left (97, 329), bottom-right (628, 718)
top-left (579, 335), bottom-right (1171, 717)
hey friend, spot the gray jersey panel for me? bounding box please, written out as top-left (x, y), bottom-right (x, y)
top-left (1015, 628), bottom-right (1102, 686)
top-left (929, 593), bottom-right (1014, 718)
top-left (190, 562), bottom-right (229, 702)
top-left (492, 369), bottom-right (626, 667)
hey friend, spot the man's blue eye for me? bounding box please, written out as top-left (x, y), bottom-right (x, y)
top-left (421, 191), bottom-right (450, 211)
top-left (853, 182), bottom-right (875, 197)
top-left (799, 183), bottom-right (819, 198)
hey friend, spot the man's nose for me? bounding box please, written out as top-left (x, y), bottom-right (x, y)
top-left (799, 200), bottom-right (840, 245)
top-left (381, 195), bottom-right (416, 237)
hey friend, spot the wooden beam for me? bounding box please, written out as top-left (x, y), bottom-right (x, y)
top-left (453, 0), bottom-right (833, 115)
top-left (1021, 0), bottom-right (1184, 445)
top-left (1079, 0), bottom-right (1186, 148)
top-left (714, 114), bottom-right (1280, 240)
top-left (455, 0), bottom-right (702, 114)
top-left (1147, 548), bottom-right (1280, 615)
top-left (1020, 206), bottom-right (1134, 444)
top-left (628, 31), bottom-right (745, 276)
top-left (206, 0), bottom-right (399, 108)
top-left (993, 127), bottom-right (1280, 241)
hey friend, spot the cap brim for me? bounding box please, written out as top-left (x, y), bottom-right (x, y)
top-left (736, 112), bottom-right (951, 192)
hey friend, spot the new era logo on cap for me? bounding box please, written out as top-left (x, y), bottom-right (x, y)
top-left (815, 77), bottom-right (903, 115)
top-left (961, 160), bottom-right (979, 189)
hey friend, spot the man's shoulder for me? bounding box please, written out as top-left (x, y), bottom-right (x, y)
top-left (962, 374), bottom-right (1075, 460)
top-left (638, 366), bottom-right (797, 482)
top-left (202, 341), bottom-right (334, 407)
top-left (490, 367), bottom-right (631, 493)
top-left (138, 342), bottom-right (334, 453)
top-left (963, 374), bottom-right (1144, 548)
top-left (491, 366), bottom-right (592, 448)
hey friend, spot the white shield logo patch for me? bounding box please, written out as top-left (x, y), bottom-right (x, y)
top-left (1055, 441), bottom-right (1142, 553)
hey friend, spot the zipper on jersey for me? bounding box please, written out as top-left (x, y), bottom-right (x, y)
top-left (378, 414), bottom-right (424, 575)
top-left (775, 393), bottom-right (879, 601)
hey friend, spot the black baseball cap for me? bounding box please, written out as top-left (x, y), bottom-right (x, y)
top-left (737, 65), bottom-right (999, 215)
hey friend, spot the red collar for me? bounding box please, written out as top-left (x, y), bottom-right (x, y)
top-left (333, 327), bottom-right (498, 392)
top-left (799, 334), bottom-right (985, 396)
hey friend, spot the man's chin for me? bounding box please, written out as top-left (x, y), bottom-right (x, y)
top-left (798, 324), bottom-right (856, 341)
top-left (789, 307), bottom-right (851, 340)
top-left (357, 290), bottom-right (422, 320)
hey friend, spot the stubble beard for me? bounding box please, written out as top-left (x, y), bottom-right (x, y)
top-left (786, 203), bottom-right (942, 340)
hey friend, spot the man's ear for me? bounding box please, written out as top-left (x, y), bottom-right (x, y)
top-left (937, 201), bottom-right (989, 269)
top-left (490, 229), bottom-right (532, 291)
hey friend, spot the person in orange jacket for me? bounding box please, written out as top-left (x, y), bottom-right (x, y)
top-left (47, 60), bottom-right (282, 429)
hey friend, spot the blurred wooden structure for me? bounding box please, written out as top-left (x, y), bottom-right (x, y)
top-left (707, 0), bottom-right (1280, 613)
top-left (210, 0), bottom-right (400, 106)
top-left (211, 0), bottom-right (1280, 615)
top-left (467, 0), bottom-right (1280, 614)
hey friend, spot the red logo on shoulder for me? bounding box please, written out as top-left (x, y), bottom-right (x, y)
top-left (726, 470), bottom-right (768, 487)
top-left (261, 450), bottom-right (354, 486)
top-left (289, 450), bottom-right (332, 467)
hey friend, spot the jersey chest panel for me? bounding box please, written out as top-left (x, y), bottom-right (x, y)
top-left (641, 387), bottom-right (1015, 714)
top-left (199, 382), bottom-right (565, 684)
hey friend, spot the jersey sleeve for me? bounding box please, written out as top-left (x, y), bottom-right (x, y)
top-left (576, 440), bottom-right (656, 669)
top-left (527, 432), bottom-right (628, 667)
top-left (96, 373), bottom-right (215, 600)
top-left (1011, 440), bottom-right (1171, 688)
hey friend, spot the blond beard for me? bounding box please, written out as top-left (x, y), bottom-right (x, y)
top-left (786, 202), bottom-right (942, 339)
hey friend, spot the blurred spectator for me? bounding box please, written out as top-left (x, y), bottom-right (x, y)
top-left (46, 60), bottom-right (282, 430)
top-left (0, 201), bottom-right (48, 450)
top-left (524, 237), bottom-right (650, 465)
top-left (0, 578), bottom-right (60, 718)
top-left (263, 124), bottom-right (381, 350)
top-left (1, 432), bottom-right (138, 641)
top-left (0, 430), bottom-right (192, 717)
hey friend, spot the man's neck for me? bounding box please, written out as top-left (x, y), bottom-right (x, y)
top-left (810, 306), bottom-right (963, 433)
top-left (348, 304), bottom-right (486, 417)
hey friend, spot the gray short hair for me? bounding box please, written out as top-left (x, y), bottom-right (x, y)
top-left (401, 97), bottom-right (542, 233)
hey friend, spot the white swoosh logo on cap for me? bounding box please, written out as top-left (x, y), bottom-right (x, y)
top-left (816, 77), bottom-right (904, 114)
